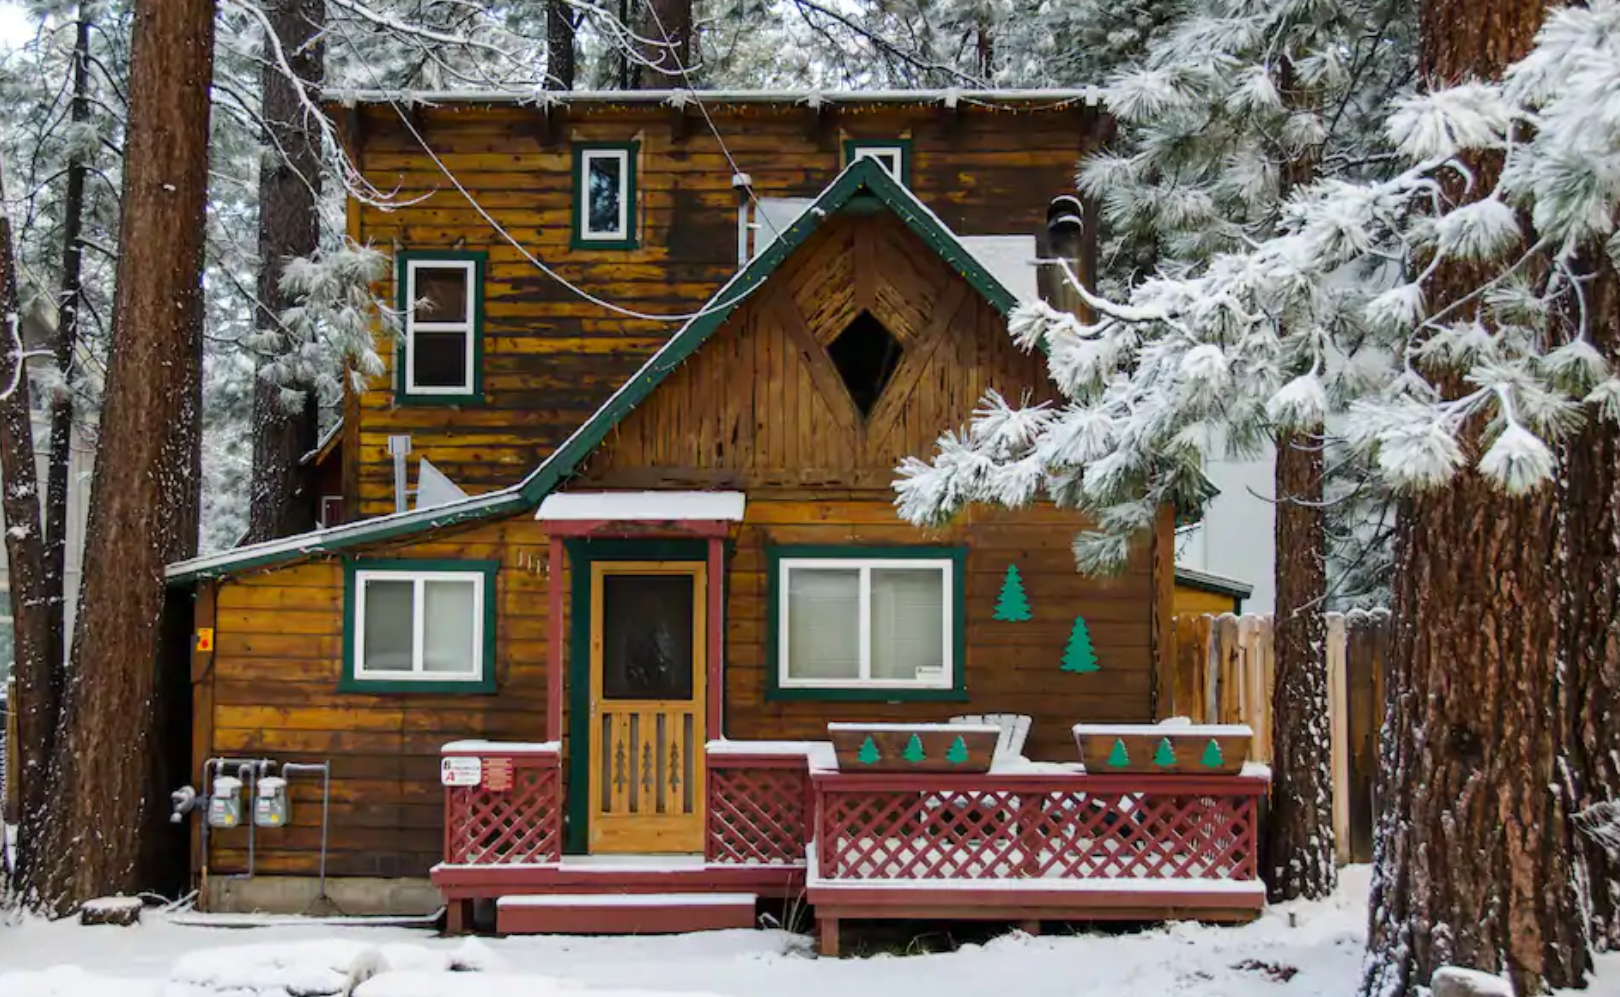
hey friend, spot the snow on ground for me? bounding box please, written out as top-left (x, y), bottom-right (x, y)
top-left (3, 868), bottom-right (1620, 997)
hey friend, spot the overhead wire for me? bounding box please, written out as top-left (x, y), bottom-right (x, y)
top-left (329, 13), bottom-right (772, 323)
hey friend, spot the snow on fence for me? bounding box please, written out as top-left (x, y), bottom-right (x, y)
top-left (2, 678), bottom-right (14, 827)
top-left (1167, 610), bottom-right (1390, 864)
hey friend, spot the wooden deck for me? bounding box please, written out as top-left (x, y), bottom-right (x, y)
top-left (432, 741), bottom-right (1269, 948)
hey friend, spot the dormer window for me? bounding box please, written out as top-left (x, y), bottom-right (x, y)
top-left (397, 252), bottom-right (485, 404)
top-left (574, 142), bottom-right (639, 249)
top-left (844, 139), bottom-right (911, 186)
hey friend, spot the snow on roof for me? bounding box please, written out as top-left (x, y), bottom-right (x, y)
top-left (324, 87), bottom-right (1102, 109)
top-left (537, 491), bottom-right (746, 523)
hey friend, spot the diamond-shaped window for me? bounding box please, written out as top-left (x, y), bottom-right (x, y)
top-left (827, 311), bottom-right (903, 418)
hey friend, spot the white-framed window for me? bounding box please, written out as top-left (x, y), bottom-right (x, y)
top-left (845, 140), bottom-right (910, 185)
top-left (776, 556), bottom-right (954, 691)
top-left (350, 566), bottom-right (491, 687)
top-left (401, 256), bottom-right (481, 398)
top-left (574, 143), bottom-right (638, 246)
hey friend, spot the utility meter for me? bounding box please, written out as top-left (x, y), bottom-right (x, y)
top-left (208, 775), bottom-right (243, 829)
top-left (254, 776), bottom-right (290, 828)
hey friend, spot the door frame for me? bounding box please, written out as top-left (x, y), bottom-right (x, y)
top-left (562, 537), bottom-right (724, 854)
top-left (587, 559), bottom-right (706, 853)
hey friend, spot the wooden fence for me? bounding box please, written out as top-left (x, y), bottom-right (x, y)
top-left (1166, 610), bottom-right (1390, 864)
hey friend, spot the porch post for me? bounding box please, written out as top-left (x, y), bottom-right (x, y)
top-left (547, 535), bottom-right (564, 743)
top-left (707, 534), bottom-right (724, 738)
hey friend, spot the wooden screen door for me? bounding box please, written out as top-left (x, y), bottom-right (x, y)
top-left (587, 561), bottom-right (707, 853)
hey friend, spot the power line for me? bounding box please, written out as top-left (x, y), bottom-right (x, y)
top-left (330, 15), bottom-right (770, 324)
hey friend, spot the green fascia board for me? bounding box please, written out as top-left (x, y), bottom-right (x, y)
top-left (164, 158), bottom-right (1020, 585)
top-left (764, 543), bottom-right (968, 703)
top-left (394, 249), bottom-right (488, 404)
top-left (339, 557), bottom-right (500, 694)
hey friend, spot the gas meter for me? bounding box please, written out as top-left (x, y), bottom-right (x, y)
top-left (208, 775), bottom-right (243, 828)
top-left (254, 776), bottom-right (290, 828)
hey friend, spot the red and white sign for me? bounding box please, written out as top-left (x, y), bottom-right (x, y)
top-left (484, 757), bottom-right (514, 793)
top-left (440, 756), bottom-right (482, 787)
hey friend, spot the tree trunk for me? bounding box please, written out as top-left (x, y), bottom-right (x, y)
top-left (1562, 252), bottom-right (1620, 951)
top-left (42, 0), bottom-right (215, 910)
top-left (546, 0), bottom-right (576, 90)
top-left (1361, 2), bottom-right (1587, 993)
top-left (43, 6), bottom-right (92, 701)
top-left (1264, 431), bottom-right (1334, 901)
top-left (0, 152), bottom-right (57, 906)
top-left (631, 0), bottom-right (691, 88)
top-left (245, 0), bottom-right (323, 544)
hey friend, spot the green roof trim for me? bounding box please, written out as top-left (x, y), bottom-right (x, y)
top-left (165, 158), bottom-right (1021, 585)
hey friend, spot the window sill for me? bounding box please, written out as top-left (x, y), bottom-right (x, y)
top-left (339, 674), bottom-right (496, 695)
top-left (393, 391), bottom-right (484, 407)
top-left (570, 236), bottom-right (640, 251)
top-left (766, 684), bottom-right (968, 704)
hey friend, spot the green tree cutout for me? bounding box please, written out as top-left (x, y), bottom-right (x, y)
top-left (1061, 616), bottom-right (1100, 673)
top-left (1153, 738), bottom-right (1177, 767)
top-left (993, 564), bottom-right (1032, 621)
top-left (857, 735), bottom-right (881, 765)
top-left (1106, 739), bottom-right (1130, 767)
top-left (903, 734), bottom-right (927, 763)
top-left (946, 735), bottom-right (969, 765)
top-left (1200, 739), bottom-right (1224, 768)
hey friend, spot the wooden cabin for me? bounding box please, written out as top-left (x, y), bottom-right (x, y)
top-left (165, 91), bottom-right (1266, 943)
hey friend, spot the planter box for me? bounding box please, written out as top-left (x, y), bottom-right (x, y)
top-left (1072, 723), bottom-right (1252, 775)
top-left (827, 723), bottom-right (999, 773)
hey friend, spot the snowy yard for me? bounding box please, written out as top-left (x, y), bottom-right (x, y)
top-left (1, 867), bottom-right (1607, 997)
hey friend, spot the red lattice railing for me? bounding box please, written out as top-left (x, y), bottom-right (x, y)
top-left (814, 771), bottom-right (1265, 882)
top-left (707, 750), bottom-right (812, 866)
top-left (442, 743), bottom-right (563, 866)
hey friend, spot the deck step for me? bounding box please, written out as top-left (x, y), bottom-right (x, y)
top-left (495, 892), bottom-right (758, 935)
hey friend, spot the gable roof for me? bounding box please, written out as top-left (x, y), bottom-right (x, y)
top-left (166, 158), bottom-right (1025, 584)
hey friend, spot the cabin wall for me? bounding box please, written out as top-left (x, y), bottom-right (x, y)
top-left (199, 517), bottom-right (553, 893)
top-left (718, 499), bottom-right (1155, 761)
top-left (348, 102), bottom-right (1095, 517)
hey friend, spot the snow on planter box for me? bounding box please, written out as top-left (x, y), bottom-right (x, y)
top-left (827, 722), bottom-right (999, 773)
top-left (1072, 723), bottom-right (1253, 775)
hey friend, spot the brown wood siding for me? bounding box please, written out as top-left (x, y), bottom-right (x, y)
top-left (349, 102), bottom-right (1094, 516)
top-left (720, 499), bottom-right (1155, 762)
top-left (203, 520), bottom-right (553, 879)
top-left (574, 207), bottom-right (1156, 761)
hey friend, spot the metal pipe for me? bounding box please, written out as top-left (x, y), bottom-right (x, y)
top-left (279, 762), bottom-right (332, 903)
top-left (199, 756), bottom-right (275, 886)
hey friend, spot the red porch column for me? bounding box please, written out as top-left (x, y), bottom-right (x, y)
top-left (707, 535), bottom-right (724, 739)
top-left (547, 536), bottom-right (564, 743)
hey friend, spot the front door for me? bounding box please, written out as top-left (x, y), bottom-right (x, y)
top-left (587, 561), bottom-right (706, 853)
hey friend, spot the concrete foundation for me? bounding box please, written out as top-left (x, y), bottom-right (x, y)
top-left (204, 875), bottom-right (442, 916)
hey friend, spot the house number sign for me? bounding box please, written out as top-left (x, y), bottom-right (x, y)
top-left (440, 756), bottom-right (482, 787)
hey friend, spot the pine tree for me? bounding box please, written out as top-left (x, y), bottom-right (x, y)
top-left (1152, 738), bottom-right (1176, 767)
top-left (856, 735), bottom-right (880, 765)
top-left (1060, 616), bottom-right (1100, 673)
top-left (946, 735), bottom-right (969, 765)
top-left (42, 0), bottom-right (216, 910)
top-left (902, 734), bottom-right (926, 764)
top-left (1106, 739), bottom-right (1129, 768)
top-left (1200, 739), bottom-right (1224, 769)
top-left (992, 563), bottom-right (1032, 621)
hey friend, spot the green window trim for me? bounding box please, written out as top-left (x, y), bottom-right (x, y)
top-left (341, 557), bottom-right (499, 694)
top-left (766, 544), bottom-right (967, 703)
top-left (843, 138), bottom-right (913, 188)
top-left (571, 141), bottom-right (640, 250)
top-left (394, 250), bottom-right (488, 406)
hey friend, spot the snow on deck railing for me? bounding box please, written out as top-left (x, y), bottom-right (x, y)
top-left (706, 742), bottom-right (815, 867)
top-left (441, 741), bottom-right (562, 866)
top-left (812, 768), bottom-right (1267, 883)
